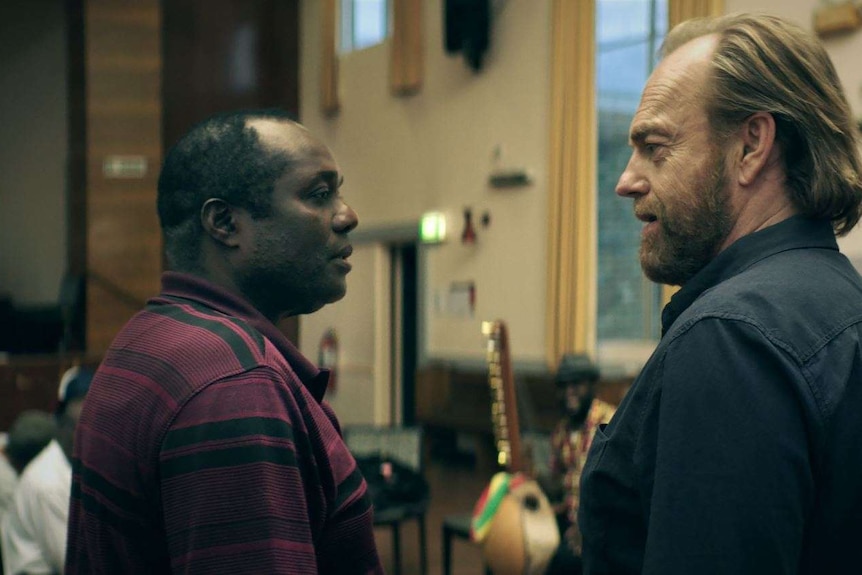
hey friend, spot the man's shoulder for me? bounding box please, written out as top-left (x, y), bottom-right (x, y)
top-left (680, 247), bottom-right (862, 346)
top-left (710, 241), bottom-right (861, 301)
top-left (107, 297), bottom-right (280, 380)
top-left (16, 441), bottom-right (69, 497)
top-left (131, 296), bottom-right (268, 357)
top-left (0, 457), bottom-right (17, 500)
top-left (91, 300), bottom-right (296, 430)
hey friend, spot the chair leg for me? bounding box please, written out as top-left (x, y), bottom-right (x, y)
top-left (418, 514), bottom-right (427, 575)
top-left (391, 523), bottom-right (401, 575)
top-left (443, 525), bottom-right (453, 575)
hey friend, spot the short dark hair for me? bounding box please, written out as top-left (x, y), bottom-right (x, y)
top-left (4, 410), bottom-right (54, 472)
top-left (157, 109), bottom-right (297, 270)
top-left (555, 353), bottom-right (600, 385)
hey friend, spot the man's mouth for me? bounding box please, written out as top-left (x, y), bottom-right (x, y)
top-left (635, 211), bottom-right (657, 224)
top-left (332, 245), bottom-right (353, 272)
top-left (336, 245), bottom-right (353, 260)
top-left (634, 209), bottom-right (659, 240)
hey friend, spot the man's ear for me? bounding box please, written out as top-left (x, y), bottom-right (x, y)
top-left (200, 198), bottom-right (241, 247)
top-left (737, 111), bottom-right (777, 186)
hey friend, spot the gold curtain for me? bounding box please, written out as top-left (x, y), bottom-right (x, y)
top-left (662, 0), bottom-right (723, 305)
top-left (390, 0), bottom-right (423, 96)
top-left (321, 0), bottom-right (340, 116)
top-left (669, 0), bottom-right (724, 27)
top-left (546, 0), bottom-right (596, 368)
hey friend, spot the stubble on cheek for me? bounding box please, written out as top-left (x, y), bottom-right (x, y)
top-left (638, 154), bottom-right (731, 285)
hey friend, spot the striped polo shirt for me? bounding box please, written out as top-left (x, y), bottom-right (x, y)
top-left (66, 272), bottom-right (383, 574)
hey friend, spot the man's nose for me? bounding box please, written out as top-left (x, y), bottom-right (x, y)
top-left (333, 200), bottom-right (358, 233)
top-left (615, 156), bottom-right (649, 198)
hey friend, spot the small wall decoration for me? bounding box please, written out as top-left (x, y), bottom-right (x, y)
top-left (813, 2), bottom-right (862, 37)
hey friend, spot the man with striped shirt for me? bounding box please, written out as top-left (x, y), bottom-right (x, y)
top-left (65, 110), bottom-right (383, 574)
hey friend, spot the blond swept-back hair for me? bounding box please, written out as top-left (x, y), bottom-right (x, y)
top-left (663, 13), bottom-right (862, 236)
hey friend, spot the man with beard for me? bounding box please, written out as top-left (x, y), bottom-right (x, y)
top-left (65, 110), bottom-right (383, 574)
top-left (578, 13), bottom-right (862, 575)
top-left (539, 354), bottom-right (614, 575)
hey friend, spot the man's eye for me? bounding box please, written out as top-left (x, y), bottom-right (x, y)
top-left (311, 187), bottom-right (333, 200)
top-left (644, 143), bottom-right (660, 155)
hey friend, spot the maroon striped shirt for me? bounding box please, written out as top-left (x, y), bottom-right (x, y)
top-left (66, 272), bottom-right (383, 574)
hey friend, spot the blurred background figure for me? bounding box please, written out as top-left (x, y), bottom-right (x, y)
top-left (538, 354), bottom-right (615, 575)
top-left (1, 367), bottom-right (92, 575)
top-left (0, 410), bottom-right (55, 517)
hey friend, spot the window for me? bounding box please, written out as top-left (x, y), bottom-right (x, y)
top-left (340, 0), bottom-right (389, 53)
top-left (596, 0), bottom-right (667, 345)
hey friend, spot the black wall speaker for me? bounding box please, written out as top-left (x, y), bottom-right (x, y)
top-left (444, 0), bottom-right (491, 71)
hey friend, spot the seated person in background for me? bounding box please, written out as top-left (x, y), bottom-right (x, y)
top-left (538, 354), bottom-right (615, 575)
top-left (1, 367), bottom-right (92, 575)
top-left (1, 411), bottom-right (56, 477)
top-left (0, 411), bottom-right (55, 519)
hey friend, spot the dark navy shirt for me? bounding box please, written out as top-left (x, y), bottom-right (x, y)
top-left (579, 216), bottom-right (862, 574)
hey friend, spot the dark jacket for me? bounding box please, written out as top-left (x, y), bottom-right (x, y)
top-left (580, 216), bottom-right (862, 575)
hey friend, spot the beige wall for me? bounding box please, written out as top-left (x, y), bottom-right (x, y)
top-left (299, 0), bottom-right (862, 423)
top-left (2, 0), bottom-right (861, 367)
top-left (299, 0), bottom-right (552, 367)
top-left (302, 244), bottom-right (392, 425)
top-left (0, 0), bottom-right (68, 306)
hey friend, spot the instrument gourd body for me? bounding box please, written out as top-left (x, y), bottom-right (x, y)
top-left (477, 321), bottom-right (559, 575)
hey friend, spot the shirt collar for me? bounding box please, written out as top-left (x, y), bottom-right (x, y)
top-left (157, 272), bottom-right (330, 403)
top-left (661, 216), bottom-right (838, 336)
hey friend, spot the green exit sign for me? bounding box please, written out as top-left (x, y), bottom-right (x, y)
top-left (420, 211), bottom-right (447, 244)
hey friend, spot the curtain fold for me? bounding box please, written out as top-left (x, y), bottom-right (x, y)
top-left (390, 0), bottom-right (423, 96)
top-left (321, 0), bottom-right (340, 116)
top-left (669, 0), bottom-right (724, 28)
top-left (546, 0), bottom-right (597, 367)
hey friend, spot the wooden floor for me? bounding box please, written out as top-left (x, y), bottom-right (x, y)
top-left (372, 452), bottom-right (497, 575)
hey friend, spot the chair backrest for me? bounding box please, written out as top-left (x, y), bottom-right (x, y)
top-left (343, 425), bottom-right (424, 472)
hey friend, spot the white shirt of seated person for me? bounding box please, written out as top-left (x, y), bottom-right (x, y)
top-left (1, 439), bottom-right (71, 575)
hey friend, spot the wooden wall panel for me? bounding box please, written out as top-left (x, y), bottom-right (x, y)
top-left (67, 0), bottom-right (87, 280)
top-left (415, 364), bottom-right (632, 436)
top-left (85, 0), bottom-right (162, 353)
top-left (80, 0), bottom-right (300, 352)
top-left (162, 0), bottom-right (300, 343)
top-left (162, 0), bottom-right (300, 148)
